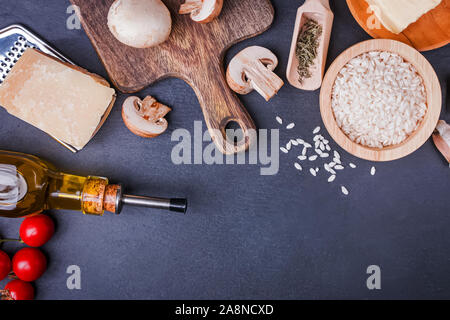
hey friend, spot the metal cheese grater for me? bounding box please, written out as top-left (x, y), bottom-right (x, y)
top-left (0, 24), bottom-right (78, 153)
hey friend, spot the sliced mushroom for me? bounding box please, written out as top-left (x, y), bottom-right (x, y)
top-left (433, 120), bottom-right (450, 163)
top-left (122, 96), bottom-right (171, 138)
top-left (226, 46), bottom-right (284, 101)
top-left (179, 0), bottom-right (223, 24)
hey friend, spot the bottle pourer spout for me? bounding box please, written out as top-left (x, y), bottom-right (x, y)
top-left (104, 184), bottom-right (187, 215)
top-left (122, 195), bottom-right (187, 213)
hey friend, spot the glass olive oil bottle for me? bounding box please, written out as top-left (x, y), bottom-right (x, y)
top-left (0, 150), bottom-right (187, 218)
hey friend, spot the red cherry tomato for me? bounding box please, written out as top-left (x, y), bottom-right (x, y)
top-left (19, 214), bottom-right (55, 247)
top-left (0, 250), bottom-right (11, 281)
top-left (12, 248), bottom-right (47, 282)
top-left (4, 280), bottom-right (34, 300)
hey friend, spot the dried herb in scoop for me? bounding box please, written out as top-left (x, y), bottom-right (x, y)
top-left (296, 18), bottom-right (323, 84)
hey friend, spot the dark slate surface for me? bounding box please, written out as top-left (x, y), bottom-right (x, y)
top-left (0, 0), bottom-right (449, 300)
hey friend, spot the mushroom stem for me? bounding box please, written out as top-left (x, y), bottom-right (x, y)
top-left (243, 62), bottom-right (284, 102)
top-left (140, 96), bottom-right (171, 122)
top-left (179, 0), bottom-right (203, 14)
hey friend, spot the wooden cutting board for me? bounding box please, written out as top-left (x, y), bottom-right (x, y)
top-left (70, 0), bottom-right (274, 155)
top-left (347, 0), bottom-right (450, 51)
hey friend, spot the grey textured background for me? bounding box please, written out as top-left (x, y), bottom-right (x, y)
top-left (0, 0), bottom-right (449, 300)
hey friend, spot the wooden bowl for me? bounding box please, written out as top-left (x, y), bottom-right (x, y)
top-left (320, 39), bottom-right (442, 161)
top-left (346, 0), bottom-right (450, 52)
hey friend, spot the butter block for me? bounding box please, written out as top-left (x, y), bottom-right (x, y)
top-left (0, 49), bottom-right (116, 150)
top-left (366, 0), bottom-right (442, 34)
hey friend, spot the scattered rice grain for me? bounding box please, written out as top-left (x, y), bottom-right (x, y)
top-left (276, 116), bottom-right (283, 125)
top-left (286, 123), bottom-right (295, 130)
top-left (286, 141), bottom-right (292, 151)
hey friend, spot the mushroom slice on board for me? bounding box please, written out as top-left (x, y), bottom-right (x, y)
top-left (433, 120), bottom-right (450, 163)
top-left (226, 46), bottom-right (284, 101)
top-left (179, 0), bottom-right (223, 24)
top-left (122, 96), bottom-right (171, 138)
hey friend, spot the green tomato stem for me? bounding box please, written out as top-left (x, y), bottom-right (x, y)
top-left (0, 238), bottom-right (23, 244)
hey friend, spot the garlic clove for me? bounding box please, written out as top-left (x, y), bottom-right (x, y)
top-left (433, 120), bottom-right (450, 163)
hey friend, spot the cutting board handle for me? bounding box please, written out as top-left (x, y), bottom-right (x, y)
top-left (188, 58), bottom-right (257, 155)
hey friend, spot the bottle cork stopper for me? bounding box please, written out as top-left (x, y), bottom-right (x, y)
top-left (103, 184), bottom-right (122, 214)
top-left (81, 177), bottom-right (108, 215)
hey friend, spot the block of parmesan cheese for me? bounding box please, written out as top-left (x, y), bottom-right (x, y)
top-left (366, 0), bottom-right (442, 34)
top-left (0, 48), bottom-right (116, 150)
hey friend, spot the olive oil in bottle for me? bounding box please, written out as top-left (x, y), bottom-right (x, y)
top-left (0, 150), bottom-right (187, 218)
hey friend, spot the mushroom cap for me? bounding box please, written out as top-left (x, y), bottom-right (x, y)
top-left (226, 46), bottom-right (279, 94)
top-left (122, 96), bottom-right (171, 138)
top-left (191, 0), bottom-right (223, 23)
top-left (108, 0), bottom-right (172, 49)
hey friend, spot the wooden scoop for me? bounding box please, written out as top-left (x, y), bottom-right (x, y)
top-left (286, 0), bottom-right (333, 91)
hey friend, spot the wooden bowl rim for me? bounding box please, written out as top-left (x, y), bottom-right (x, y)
top-left (320, 39), bottom-right (442, 162)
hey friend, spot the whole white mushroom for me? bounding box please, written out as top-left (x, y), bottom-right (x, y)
top-left (108, 0), bottom-right (172, 49)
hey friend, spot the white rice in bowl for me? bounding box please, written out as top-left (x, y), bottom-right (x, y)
top-left (331, 51), bottom-right (427, 149)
